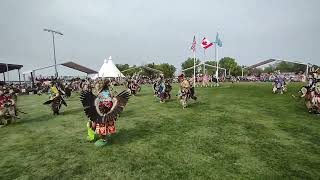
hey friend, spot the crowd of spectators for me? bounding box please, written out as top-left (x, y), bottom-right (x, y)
top-left (0, 72), bottom-right (307, 97)
top-left (238, 73), bottom-right (306, 82)
top-left (0, 75), bottom-right (161, 97)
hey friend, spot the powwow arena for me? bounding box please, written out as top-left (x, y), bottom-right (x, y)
top-left (1, 1), bottom-right (320, 179)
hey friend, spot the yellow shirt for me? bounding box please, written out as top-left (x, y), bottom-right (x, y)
top-left (51, 86), bottom-right (59, 94)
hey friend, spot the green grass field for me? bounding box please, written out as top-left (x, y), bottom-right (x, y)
top-left (0, 82), bottom-right (319, 179)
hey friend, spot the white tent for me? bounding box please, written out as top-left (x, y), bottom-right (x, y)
top-left (96, 56), bottom-right (125, 78)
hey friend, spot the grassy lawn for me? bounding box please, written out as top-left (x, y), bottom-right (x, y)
top-left (0, 82), bottom-right (319, 179)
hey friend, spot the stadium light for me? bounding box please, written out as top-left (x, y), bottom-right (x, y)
top-left (44, 28), bottom-right (63, 78)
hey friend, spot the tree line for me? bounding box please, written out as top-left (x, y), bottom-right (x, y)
top-left (116, 58), bottom-right (317, 78)
top-left (182, 58), bottom-right (317, 76)
top-left (116, 63), bottom-right (176, 78)
top-left (181, 57), bottom-right (243, 77)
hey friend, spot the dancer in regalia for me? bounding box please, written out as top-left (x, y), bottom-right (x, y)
top-left (202, 74), bottom-right (210, 87)
top-left (177, 73), bottom-right (196, 108)
top-left (64, 82), bottom-right (72, 98)
top-left (153, 81), bottom-right (158, 96)
top-left (81, 80), bottom-right (130, 146)
top-left (0, 88), bottom-right (17, 127)
top-left (163, 79), bottom-right (172, 101)
top-left (157, 75), bottom-right (166, 103)
top-left (272, 71), bottom-right (287, 94)
top-left (154, 74), bottom-right (171, 103)
top-left (300, 68), bottom-right (320, 113)
top-left (189, 76), bottom-right (197, 101)
top-left (43, 81), bottom-right (67, 115)
top-left (127, 79), bottom-right (139, 96)
top-left (130, 80), bottom-right (139, 96)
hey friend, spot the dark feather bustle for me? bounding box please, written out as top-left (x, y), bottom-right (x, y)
top-left (80, 91), bottom-right (101, 122)
top-left (43, 99), bottom-right (54, 105)
top-left (43, 96), bottom-right (66, 114)
top-left (80, 90), bottom-right (130, 123)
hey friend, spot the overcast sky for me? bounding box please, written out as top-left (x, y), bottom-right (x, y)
top-left (0, 0), bottom-right (319, 77)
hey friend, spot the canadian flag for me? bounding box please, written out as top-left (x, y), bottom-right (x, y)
top-left (201, 37), bottom-right (214, 49)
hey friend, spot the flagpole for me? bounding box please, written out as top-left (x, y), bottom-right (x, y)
top-left (192, 35), bottom-right (196, 86)
top-left (193, 49), bottom-right (196, 86)
top-left (215, 41), bottom-right (219, 86)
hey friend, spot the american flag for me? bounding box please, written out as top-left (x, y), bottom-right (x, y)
top-left (190, 35), bottom-right (196, 52)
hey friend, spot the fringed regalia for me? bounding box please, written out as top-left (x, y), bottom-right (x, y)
top-left (43, 83), bottom-right (67, 115)
top-left (272, 72), bottom-right (287, 94)
top-left (0, 90), bottom-right (17, 127)
top-left (64, 83), bottom-right (72, 98)
top-left (81, 80), bottom-right (130, 146)
top-left (300, 69), bottom-right (320, 113)
top-left (153, 82), bottom-right (158, 96)
top-left (177, 74), bottom-right (196, 108)
top-left (157, 79), bottom-right (166, 103)
top-left (128, 80), bottom-right (139, 96)
top-left (163, 80), bottom-right (172, 101)
top-left (154, 75), bottom-right (171, 103)
top-left (81, 80), bottom-right (92, 92)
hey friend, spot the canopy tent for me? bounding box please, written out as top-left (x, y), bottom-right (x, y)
top-left (247, 58), bottom-right (310, 75)
top-left (0, 63), bottom-right (23, 84)
top-left (247, 59), bottom-right (277, 69)
top-left (61, 61), bottom-right (97, 74)
top-left (23, 61), bottom-right (97, 87)
top-left (97, 56), bottom-right (125, 78)
top-left (26, 61), bottom-right (97, 75)
top-left (0, 63), bottom-right (23, 73)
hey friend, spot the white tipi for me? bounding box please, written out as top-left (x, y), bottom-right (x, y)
top-left (97, 56), bottom-right (125, 78)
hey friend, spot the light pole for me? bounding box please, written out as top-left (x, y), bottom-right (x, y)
top-left (44, 28), bottom-right (63, 78)
top-left (241, 65), bottom-right (246, 77)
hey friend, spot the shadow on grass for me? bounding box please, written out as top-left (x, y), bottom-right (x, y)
top-left (16, 113), bottom-right (54, 125)
top-left (185, 100), bottom-right (208, 108)
top-left (108, 128), bottom-right (151, 145)
top-left (17, 107), bottom-right (84, 125)
top-left (132, 92), bottom-right (149, 97)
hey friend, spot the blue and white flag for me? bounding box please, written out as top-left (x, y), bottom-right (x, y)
top-left (215, 33), bottom-right (222, 47)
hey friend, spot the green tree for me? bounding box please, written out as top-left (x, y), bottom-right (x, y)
top-left (116, 64), bottom-right (130, 71)
top-left (128, 63), bottom-right (176, 78)
top-left (292, 64), bottom-right (308, 73)
top-left (233, 66), bottom-right (243, 76)
top-left (275, 62), bottom-right (292, 72)
top-left (219, 57), bottom-right (239, 76)
top-left (263, 65), bottom-right (274, 73)
top-left (122, 65), bottom-right (140, 76)
top-left (181, 58), bottom-right (201, 77)
top-left (156, 63), bottom-right (176, 78)
top-left (241, 66), bottom-right (249, 76)
top-left (248, 68), bottom-right (263, 76)
top-left (141, 63), bottom-right (157, 77)
top-left (204, 60), bottom-right (217, 75)
top-left (274, 61), bottom-right (306, 73)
